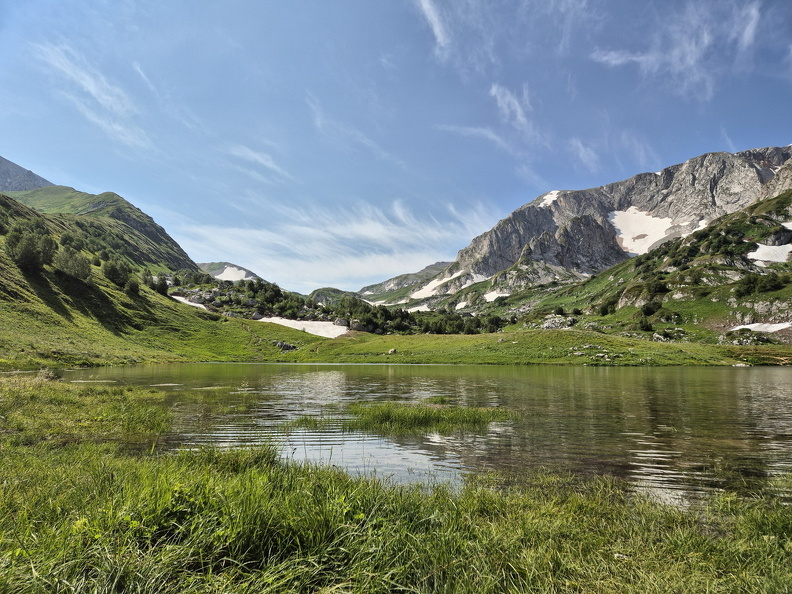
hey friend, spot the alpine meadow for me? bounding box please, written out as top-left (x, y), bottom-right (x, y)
top-left (2, 1), bottom-right (792, 591)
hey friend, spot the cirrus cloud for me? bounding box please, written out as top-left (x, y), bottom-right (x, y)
top-left (32, 42), bottom-right (152, 149)
top-left (591, 1), bottom-right (764, 101)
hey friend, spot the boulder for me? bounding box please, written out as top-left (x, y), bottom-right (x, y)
top-left (274, 340), bottom-right (297, 352)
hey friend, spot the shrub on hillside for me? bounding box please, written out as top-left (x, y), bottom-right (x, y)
top-left (124, 278), bottom-right (140, 297)
top-left (734, 272), bottom-right (785, 297)
top-left (53, 246), bottom-right (92, 281)
top-left (4, 223), bottom-right (57, 271)
top-left (155, 276), bottom-right (168, 296)
top-left (102, 259), bottom-right (131, 287)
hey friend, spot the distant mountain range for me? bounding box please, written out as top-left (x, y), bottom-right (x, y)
top-left (3, 147), bottom-right (791, 321)
top-left (364, 146), bottom-right (792, 309)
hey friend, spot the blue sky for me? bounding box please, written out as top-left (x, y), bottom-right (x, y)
top-left (1, 0), bottom-right (791, 292)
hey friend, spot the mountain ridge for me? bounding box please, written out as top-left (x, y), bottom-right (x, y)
top-left (0, 156), bottom-right (54, 192)
top-left (8, 185), bottom-right (197, 272)
top-left (388, 145), bottom-right (792, 307)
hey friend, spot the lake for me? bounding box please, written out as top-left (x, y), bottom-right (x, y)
top-left (65, 363), bottom-right (792, 504)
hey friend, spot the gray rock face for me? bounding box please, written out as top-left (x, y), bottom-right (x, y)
top-left (0, 156), bottom-right (54, 191)
top-left (759, 154), bottom-right (792, 200)
top-left (455, 146), bottom-right (792, 284)
top-left (359, 261), bottom-right (452, 297)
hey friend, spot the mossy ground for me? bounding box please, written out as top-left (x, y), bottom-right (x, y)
top-left (288, 327), bottom-right (791, 366)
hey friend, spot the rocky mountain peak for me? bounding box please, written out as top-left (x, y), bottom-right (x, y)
top-left (0, 156), bottom-right (54, 192)
top-left (406, 145), bottom-right (792, 303)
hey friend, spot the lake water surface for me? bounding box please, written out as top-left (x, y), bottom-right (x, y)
top-left (65, 363), bottom-right (792, 504)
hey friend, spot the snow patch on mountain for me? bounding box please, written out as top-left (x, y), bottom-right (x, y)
top-left (172, 295), bottom-right (207, 310)
top-left (608, 207), bottom-right (674, 256)
top-left (198, 262), bottom-right (261, 282)
top-left (747, 244), bottom-right (792, 266)
top-left (215, 265), bottom-right (255, 281)
top-left (410, 269), bottom-right (467, 299)
top-left (484, 290), bottom-right (510, 302)
top-left (537, 190), bottom-right (561, 208)
top-left (257, 316), bottom-right (349, 338)
top-left (455, 274), bottom-right (490, 292)
top-left (729, 322), bottom-right (791, 333)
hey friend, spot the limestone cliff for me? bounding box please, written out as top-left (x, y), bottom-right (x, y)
top-left (426, 146), bottom-right (792, 296)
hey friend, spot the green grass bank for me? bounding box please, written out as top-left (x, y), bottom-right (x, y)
top-left (1, 375), bottom-right (791, 592)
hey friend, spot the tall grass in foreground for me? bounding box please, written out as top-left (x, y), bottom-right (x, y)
top-left (1, 375), bottom-right (791, 592)
top-left (2, 445), bottom-right (791, 593)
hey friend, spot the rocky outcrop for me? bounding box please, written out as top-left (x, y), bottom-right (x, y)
top-left (758, 154), bottom-right (792, 200)
top-left (0, 156), bottom-right (54, 191)
top-left (359, 261), bottom-right (452, 298)
top-left (456, 147), bottom-right (791, 283)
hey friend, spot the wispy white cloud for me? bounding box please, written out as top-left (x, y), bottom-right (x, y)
top-left (786, 45), bottom-right (792, 79)
top-left (32, 42), bottom-right (152, 148)
top-left (306, 92), bottom-right (406, 168)
top-left (132, 59), bottom-right (205, 133)
top-left (415, 0), bottom-right (451, 59)
top-left (132, 61), bottom-right (157, 95)
top-left (568, 137), bottom-right (599, 172)
top-left (34, 43), bottom-right (136, 116)
top-left (436, 125), bottom-right (512, 153)
top-left (549, 0), bottom-right (593, 55)
top-left (729, 1), bottom-right (760, 57)
top-left (515, 163), bottom-right (551, 190)
top-left (720, 127), bottom-right (737, 153)
top-left (175, 199), bottom-right (498, 292)
top-left (415, 0), bottom-right (594, 75)
top-left (618, 130), bottom-right (660, 172)
top-left (489, 83), bottom-right (533, 135)
top-left (590, 1), bottom-right (765, 101)
top-left (62, 93), bottom-right (151, 149)
top-left (413, 0), bottom-right (498, 75)
top-left (227, 144), bottom-right (294, 183)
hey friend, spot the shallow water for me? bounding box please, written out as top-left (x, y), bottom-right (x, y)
top-left (66, 363), bottom-right (792, 503)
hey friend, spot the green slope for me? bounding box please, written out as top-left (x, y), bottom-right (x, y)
top-left (0, 193), bottom-right (321, 369)
top-left (0, 255), bottom-right (324, 370)
top-left (8, 186), bottom-right (196, 271)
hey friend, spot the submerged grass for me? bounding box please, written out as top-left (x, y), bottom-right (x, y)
top-left (344, 401), bottom-right (518, 435)
top-left (1, 375), bottom-right (791, 592)
top-left (288, 401), bottom-right (518, 436)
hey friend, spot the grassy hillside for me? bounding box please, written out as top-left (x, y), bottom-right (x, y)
top-left (0, 259), bottom-right (323, 370)
top-left (2, 220), bottom-right (787, 369)
top-left (290, 327), bottom-right (791, 366)
top-left (0, 199), bottom-right (322, 369)
top-left (7, 186), bottom-right (196, 271)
